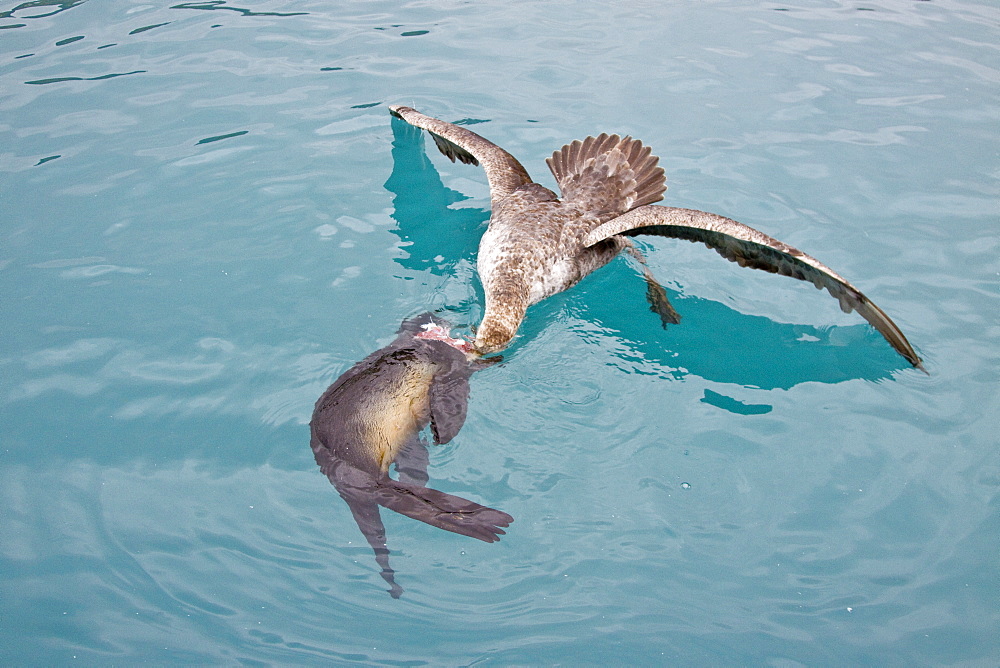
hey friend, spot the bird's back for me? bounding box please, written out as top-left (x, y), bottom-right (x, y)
top-left (479, 134), bottom-right (666, 302)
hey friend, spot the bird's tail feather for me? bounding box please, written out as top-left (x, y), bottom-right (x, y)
top-left (546, 134), bottom-right (666, 217)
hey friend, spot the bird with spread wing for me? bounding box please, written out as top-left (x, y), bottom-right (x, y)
top-left (389, 105), bottom-right (922, 371)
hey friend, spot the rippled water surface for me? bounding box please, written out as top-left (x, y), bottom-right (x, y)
top-left (3, 0), bottom-right (999, 664)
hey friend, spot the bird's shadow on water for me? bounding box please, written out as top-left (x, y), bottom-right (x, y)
top-left (384, 112), bottom-right (909, 389)
top-left (385, 117), bottom-right (486, 276)
top-left (577, 279), bottom-right (906, 389)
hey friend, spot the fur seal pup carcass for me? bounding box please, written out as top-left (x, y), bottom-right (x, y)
top-left (310, 313), bottom-right (511, 598)
top-left (389, 105), bottom-right (922, 370)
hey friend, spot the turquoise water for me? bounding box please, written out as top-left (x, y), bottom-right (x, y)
top-left (2, 0), bottom-right (999, 663)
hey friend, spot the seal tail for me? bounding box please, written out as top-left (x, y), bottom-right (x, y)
top-left (546, 134), bottom-right (666, 217)
top-left (374, 480), bottom-right (513, 543)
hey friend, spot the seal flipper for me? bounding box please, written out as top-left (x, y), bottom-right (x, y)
top-left (339, 490), bottom-right (404, 599)
top-left (429, 351), bottom-right (502, 444)
top-left (394, 435), bottom-right (430, 487)
top-left (375, 480), bottom-right (513, 543)
top-left (428, 369), bottom-right (471, 445)
top-left (585, 204), bottom-right (923, 369)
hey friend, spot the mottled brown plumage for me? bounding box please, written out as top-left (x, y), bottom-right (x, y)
top-left (389, 105), bottom-right (922, 370)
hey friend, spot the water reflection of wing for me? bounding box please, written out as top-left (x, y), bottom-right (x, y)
top-left (587, 205), bottom-right (921, 370)
top-left (572, 274), bottom-right (908, 389)
top-left (384, 117), bottom-right (489, 275)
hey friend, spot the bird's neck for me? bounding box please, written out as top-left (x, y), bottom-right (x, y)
top-left (475, 298), bottom-right (528, 354)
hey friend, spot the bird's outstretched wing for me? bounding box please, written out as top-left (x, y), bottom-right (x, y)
top-left (389, 105), bottom-right (533, 202)
top-left (586, 205), bottom-right (923, 370)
